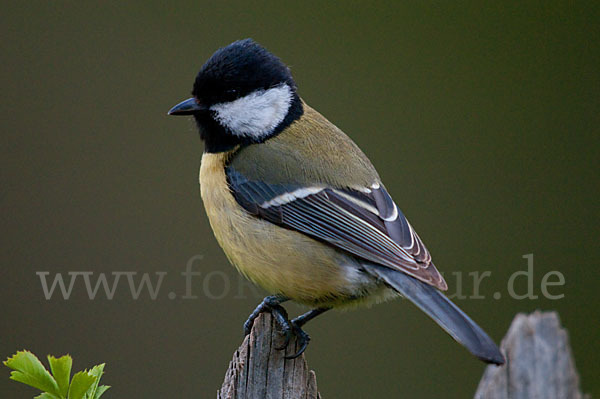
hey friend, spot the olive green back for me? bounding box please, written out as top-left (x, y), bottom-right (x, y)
top-left (229, 102), bottom-right (381, 188)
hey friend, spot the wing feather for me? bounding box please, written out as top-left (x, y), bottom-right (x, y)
top-left (227, 167), bottom-right (447, 290)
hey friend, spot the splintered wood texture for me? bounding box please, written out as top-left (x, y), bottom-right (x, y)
top-left (218, 313), bottom-right (320, 399)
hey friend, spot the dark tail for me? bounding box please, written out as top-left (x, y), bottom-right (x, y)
top-left (365, 264), bottom-right (505, 365)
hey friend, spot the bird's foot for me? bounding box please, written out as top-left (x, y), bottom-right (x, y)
top-left (243, 295), bottom-right (290, 335)
top-left (243, 295), bottom-right (310, 359)
top-left (276, 319), bottom-right (311, 359)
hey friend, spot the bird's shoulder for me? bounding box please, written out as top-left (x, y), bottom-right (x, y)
top-left (228, 102), bottom-right (380, 189)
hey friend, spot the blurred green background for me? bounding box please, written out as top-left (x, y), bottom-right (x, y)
top-left (2, 1), bottom-right (598, 397)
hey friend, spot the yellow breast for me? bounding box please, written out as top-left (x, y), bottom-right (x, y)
top-left (199, 151), bottom-right (371, 306)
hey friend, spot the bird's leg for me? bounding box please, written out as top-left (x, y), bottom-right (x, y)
top-left (281, 307), bottom-right (331, 359)
top-left (292, 307), bottom-right (331, 328)
top-left (243, 295), bottom-right (290, 335)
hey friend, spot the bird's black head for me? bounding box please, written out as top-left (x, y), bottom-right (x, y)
top-left (193, 39), bottom-right (296, 105)
top-left (169, 39), bottom-right (303, 153)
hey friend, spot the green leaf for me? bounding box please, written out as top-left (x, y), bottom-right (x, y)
top-left (94, 385), bottom-right (110, 399)
top-left (4, 350), bottom-right (60, 395)
top-left (34, 393), bottom-right (62, 399)
top-left (84, 364), bottom-right (105, 399)
top-left (48, 355), bottom-right (72, 397)
top-left (67, 371), bottom-right (96, 399)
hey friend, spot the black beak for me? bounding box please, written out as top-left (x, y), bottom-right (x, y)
top-left (168, 98), bottom-right (206, 116)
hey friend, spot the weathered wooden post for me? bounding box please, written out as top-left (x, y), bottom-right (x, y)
top-left (475, 311), bottom-right (585, 399)
top-left (218, 310), bottom-right (585, 398)
top-left (218, 312), bottom-right (320, 399)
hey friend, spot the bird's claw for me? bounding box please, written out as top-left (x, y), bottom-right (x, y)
top-left (243, 319), bottom-right (254, 336)
top-left (275, 323), bottom-right (292, 350)
top-left (244, 295), bottom-right (289, 336)
top-left (248, 306), bottom-right (310, 358)
top-left (244, 304), bottom-right (289, 336)
top-left (282, 322), bottom-right (311, 359)
top-left (243, 295), bottom-right (313, 359)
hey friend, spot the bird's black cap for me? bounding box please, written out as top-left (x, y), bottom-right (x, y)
top-left (192, 38), bottom-right (297, 106)
top-left (169, 39), bottom-right (303, 153)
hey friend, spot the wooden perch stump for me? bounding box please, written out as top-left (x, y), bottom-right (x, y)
top-left (217, 312), bottom-right (320, 399)
top-left (475, 311), bottom-right (584, 399)
top-left (217, 310), bottom-right (585, 398)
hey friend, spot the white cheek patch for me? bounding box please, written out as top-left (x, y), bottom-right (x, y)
top-left (210, 84), bottom-right (293, 139)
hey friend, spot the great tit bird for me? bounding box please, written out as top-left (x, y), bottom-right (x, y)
top-left (168, 38), bottom-right (504, 365)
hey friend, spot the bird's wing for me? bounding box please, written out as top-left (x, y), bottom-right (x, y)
top-left (226, 167), bottom-right (447, 290)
